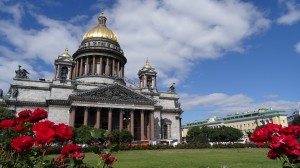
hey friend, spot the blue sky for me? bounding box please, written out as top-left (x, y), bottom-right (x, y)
top-left (0, 0), bottom-right (300, 124)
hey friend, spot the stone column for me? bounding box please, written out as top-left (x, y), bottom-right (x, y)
top-left (120, 63), bottom-right (123, 78)
top-left (84, 107), bottom-right (88, 126)
top-left (112, 59), bottom-right (115, 76)
top-left (130, 110), bottom-right (134, 137)
top-left (75, 60), bottom-right (79, 77)
top-left (54, 65), bottom-right (58, 79)
top-left (119, 109), bottom-right (123, 131)
top-left (56, 64), bottom-right (60, 79)
top-left (67, 67), bottom-right (71, 80)
top-left (92, 56), bottom-right (95, 75)
top-left (140, 110), bottom-right (145, 140)
top-left (85, 57), bottom-right (89, 75)
top-left (80, 57), bottom-right (83, 76)
top-left (117, 60), bottom-right (120, 77)
top-left (152, 77), bottom-right (155, 88)
top-left (144, 75), bottom-right (147, 87)
top-left (141, 76), bottom-right (144, 88)
top-left (95, 108), bottom-right (101, 129)
top-left (108, 108), bottom-right (112, 131)
top-left (122, 65), bottom-right (124, 79)
top-left (147, 112), bottom-right (150, 140)
top-left (106, 57), bottom-right (109, 76)
top-left (69, 107), bottom-right (75, 127)
top-left (99, 57), bottom-right (103, 75)
top-left (150, 111), bottom-right (155, 139)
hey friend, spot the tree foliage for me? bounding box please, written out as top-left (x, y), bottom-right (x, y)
top-left (111, 129), bottom-right (133, 144)
top-left (186, 126), bottom-right (243, 144)
top-left (0, 106), bottom-right (15, 121)
top-left (292, 116), bottom-right (300, 125)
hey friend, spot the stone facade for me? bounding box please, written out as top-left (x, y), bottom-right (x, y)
top-left (0, 13), bottom-right (183, 142)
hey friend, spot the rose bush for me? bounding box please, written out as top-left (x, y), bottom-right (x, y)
top-left (250, 123), bottom-right (300, 168)
top-left (0, 108), bottom-right (117, 168)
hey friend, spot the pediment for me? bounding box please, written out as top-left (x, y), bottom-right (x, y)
top-left (70, 83), bottom-right (155, 104)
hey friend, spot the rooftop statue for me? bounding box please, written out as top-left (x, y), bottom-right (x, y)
top-left (168, 83), bottom-right (176, 93)
top-left (15, 65), bottom-right (30, 79)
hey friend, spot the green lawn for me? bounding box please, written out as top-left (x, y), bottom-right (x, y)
top-left (75, 148), bottom-right (282, 168)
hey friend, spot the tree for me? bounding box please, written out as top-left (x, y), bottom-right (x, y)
top-left (209, 126), bottom-right (243, 142)
top-left (0, 106), bottom-right (15, 121)
top-left (111, 129), bottom-right (133, 144)
top-left (292, 116), bottom-right (300, 125)
top-left (186, 126), bottom-right (209, 144)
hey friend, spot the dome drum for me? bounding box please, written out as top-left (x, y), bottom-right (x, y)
top-left (78, 38), bottom-right (123, 55)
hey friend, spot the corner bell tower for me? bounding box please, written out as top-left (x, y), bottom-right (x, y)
top-left (54, 48), bottom-right (74, 81)
top-left (138, 59), bottom-right (157, 91)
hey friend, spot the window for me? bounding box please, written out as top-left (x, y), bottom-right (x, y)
top-left (147, 77), bottom-right (152, 88)
top-left (60, 67), bottom-right (68, 79)
top-left (163, 124), bottom-right (168, 139)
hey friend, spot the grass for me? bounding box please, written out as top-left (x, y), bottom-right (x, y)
top-left (52, 148), bottom-right (283, 168)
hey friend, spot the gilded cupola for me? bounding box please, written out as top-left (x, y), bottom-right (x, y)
top-left (82, 13), bottom-right (118, 43)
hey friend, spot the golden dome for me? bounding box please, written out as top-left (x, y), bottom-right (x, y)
top-left (82, 13), bottom-right (118, 43)
top-left (60, 48), bottom-right (71, 57)
top-left (143, 59), bottom-right (152, 69)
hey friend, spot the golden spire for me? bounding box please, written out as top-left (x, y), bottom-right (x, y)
top-left (143, 58), bottom-right (152, 69)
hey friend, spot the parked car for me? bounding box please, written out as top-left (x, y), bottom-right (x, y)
top-left (159, 139), bottom-right (179, 147)
top-left (128, 140), bottom-right (150, 147)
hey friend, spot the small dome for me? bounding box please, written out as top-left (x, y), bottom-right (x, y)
top-left (82, 13), bottom-right (118, 43)
top-left (143, 59), bottom-right (152, 69)
top-left (60, 48), bottom-right (71, 57)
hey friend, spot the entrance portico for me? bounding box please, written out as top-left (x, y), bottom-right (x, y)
top-left (68, 83), bottom-right (156, 140)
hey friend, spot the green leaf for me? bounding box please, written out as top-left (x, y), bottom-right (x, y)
top-left (91, 129), bottom-right (103, 139)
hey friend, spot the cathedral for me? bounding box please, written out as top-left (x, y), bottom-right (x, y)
top-left (0, 13), bottom-right (183, 142)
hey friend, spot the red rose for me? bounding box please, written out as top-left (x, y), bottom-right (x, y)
top-left (14, 125), bottom-right (28, 132)
top-left (0, 119), bottom-right (15, 129)
top-left (61, 144), bottom-right (80, 155)
top-left (102, 154), bottom-right (116, 165)
top-left (35, 128), bottom-right (55, 144)
top-left (11, 135), bottom-right (34, 151)
top-left (29, 108), bottom-right (48, 122)
top-left (108, 156), bottom-right (116, 165)
top-left (267, 135), bottom-right (282, 149)
top-left (71, 151), bottom-right (85, 159)
top-left (250, 126), bottom-right (270, 146)
top-left (284, 144), bottom-right (300, 157)
top-left (55, 155), bottom-right (69, 163)
top-left (280, 126), bottom-right (300, 138)
top-left (267, 149), bottom-right (281, 159)
top-left (18, 110), bottom-right (32, 120)
top-left (267, 123), bottom-right (282, 133)
top-left (102, 154), bottom-right (109, 160)
top-left (55, 123), bottom-right (73, 141)
top-left (32, 120), bottom-right (55, 132)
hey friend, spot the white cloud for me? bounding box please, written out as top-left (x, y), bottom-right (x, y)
top-left (277, 0), bottom-right (300, 25)
top-left (0, 1), bottom-right (270, 92)
top-left (180, 92), bottom-right (300, 119)
top-left (107, 0), bottom-right (270, 87)
top-left (295, 41), bottom-right (300, 53)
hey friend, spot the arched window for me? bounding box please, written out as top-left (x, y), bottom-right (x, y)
top-left (60, 67), bottom-right (68, 79)
top-left (147, 77), bottom-right (152, 88)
